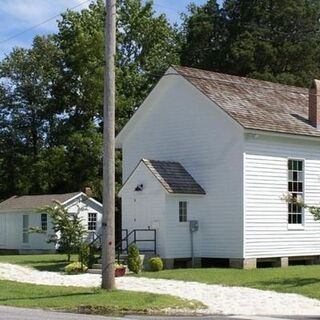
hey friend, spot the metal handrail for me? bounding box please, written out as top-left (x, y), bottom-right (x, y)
top-left (115, 228), bottom-right (157, 257)
top-left (87, 232), bottom-right (102, 248)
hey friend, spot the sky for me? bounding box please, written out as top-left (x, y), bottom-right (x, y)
top-left (0, 0), bottom-right (210, 59)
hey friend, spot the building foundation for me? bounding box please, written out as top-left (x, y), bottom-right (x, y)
top-left (162, 258), bottom-right (174, 269)
top-left (229, 258), bottom-right (257, 269)
top-left (272, 257), bottom-right (288, 268)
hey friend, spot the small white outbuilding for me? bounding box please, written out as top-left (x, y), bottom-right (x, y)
top-left (119, 158), bottom-right (205, 261)
top-left (116, 65), bottom-right (320, 269)
top-left (0, 192), bottom-right (102, 253)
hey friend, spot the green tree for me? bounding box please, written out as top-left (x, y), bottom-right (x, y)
top-left (0, 36), bottom-right (62, 198)
top-left (181, 0), bottom-right (320, 86)
top-left (40, 202), bottom-right (87, 262)
top-left (56, 0), bottom-right (180, 132)
top-left (0, 0), bottom-right (180, 202)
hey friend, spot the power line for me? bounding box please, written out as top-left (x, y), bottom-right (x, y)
top-left (0, 0), bottom-right (91, 46)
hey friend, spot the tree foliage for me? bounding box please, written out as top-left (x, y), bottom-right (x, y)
top-left (0, 0), bottom-right (179, 201)
top-left (181, 0), bottom-right (320, 86)
top-left (283, 193), bottom-right (320, 222)
top-left (2, 0), bottom-right (320, 216)
top-left (40, 202), bottom-right (87, 261)
top-left (127, 243), bottom-right (142, 273)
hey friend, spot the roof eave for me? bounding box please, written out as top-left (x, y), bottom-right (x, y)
top-left (0, 208), bottom-right (36, 213)
top-left (166, 191), bottom-right (206, 196)
top-left (245, 128), bottom-right (320, 142)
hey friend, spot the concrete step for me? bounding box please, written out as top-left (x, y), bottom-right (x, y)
top-left (87, 268), bottom-right (102, 274)
top-left (87, 265), bottom-right (129, 274)
top-left (97, 257), bottom-right (127, 265)
top-left (92, 263), bottom-right (102, 269)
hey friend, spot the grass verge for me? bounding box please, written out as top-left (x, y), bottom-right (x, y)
top-left (0, 280), bottom-right (202, 315)
top-left (139, 265), bottom-right (320, 300)
top-left (0, 254), bottom-right (76, 272)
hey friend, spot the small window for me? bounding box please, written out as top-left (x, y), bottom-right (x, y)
top-left (88, 212), bottom-right (97, 231)
top-left (22, 215), bottom-right (29, 243)
top-left (288, 159), bottom-right (304, 225)
top-left (41, 214), bottom-right (47, 231)
top-left (179, 201), bottom-right (187, 222)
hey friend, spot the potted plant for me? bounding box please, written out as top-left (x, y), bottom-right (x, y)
top-left (114, 263), bottom-right (126, 277)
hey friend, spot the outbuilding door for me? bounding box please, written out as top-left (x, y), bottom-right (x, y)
top-left (133, 193), bottom-right (151, 229)
top-left (0, 214), bottom-right (6, 246)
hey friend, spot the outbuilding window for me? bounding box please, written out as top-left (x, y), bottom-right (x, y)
top-left (288, 159), bottom-right (304, 224)
top-left (41, 213), bottom-right (47, 231)
top-left (88, 212), bottom-right (97, 231)
top-left (179, 201), bottom-right (187, 222)
top-left (22, 215), bottom-right (29, 243)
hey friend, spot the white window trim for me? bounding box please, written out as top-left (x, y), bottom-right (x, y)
top-left (88, 212), bottom-right (97, 231)
top-left (287, 158), bottom-right (305, 230)
top-left (179, 201), bottom-right (188, 223)
top-left (22, 214), bottom-right (29, 244)
top-left (41, 213), bottom-right (48, 232)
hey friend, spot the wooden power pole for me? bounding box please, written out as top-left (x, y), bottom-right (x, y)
top-left (101, 0), bottom-right (116, 290)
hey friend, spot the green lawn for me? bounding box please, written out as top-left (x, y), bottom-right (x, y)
top-left (0, 254), bottom-right (76, 272)
top-left (2, 254), bottom-right (320, 307)
top-left (0, 280), bottom-right (200, 315)
top-left (139, 265), bottom-right (320, 300)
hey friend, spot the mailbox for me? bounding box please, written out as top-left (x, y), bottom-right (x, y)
top-left (189, 220), bottom-right (199, 232)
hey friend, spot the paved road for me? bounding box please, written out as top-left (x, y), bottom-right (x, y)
top-left (0, 306), bottom-right (319, 320)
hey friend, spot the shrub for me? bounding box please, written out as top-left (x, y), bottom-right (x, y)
top-left (149, 257), bottom-right (163, 271)
top-left (64, 262), bottom-right (88, 274)
top-left (78, 242), bottom-right (90, 266)
top-left (38, 203), bottom-right (86, 261)
top-left (127, 244), bottom-right (142, 274)
top-left (78, 242), bottom-right (96, 268)
top-left (114, 263), bottom-right (125, 269)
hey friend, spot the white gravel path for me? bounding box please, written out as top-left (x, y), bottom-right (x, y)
top-left (0, 263), bottom-right (320, 317)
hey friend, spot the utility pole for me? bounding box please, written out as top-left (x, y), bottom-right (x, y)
top-left (101, 0), bottom-right (116, 290)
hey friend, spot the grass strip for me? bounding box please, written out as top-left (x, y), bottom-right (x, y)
top-left (0, 254), bottom-right (76, 272)
top-left (139, 265), bottom-right (320, 300)
top-left (0, 280), bottom-right (202, 315)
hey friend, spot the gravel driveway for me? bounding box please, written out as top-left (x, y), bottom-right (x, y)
top-left (0, 263), bottom-right (320, 317)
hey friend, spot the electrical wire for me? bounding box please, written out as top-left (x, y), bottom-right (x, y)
top-left (0, 0), bottom-right (91, 46)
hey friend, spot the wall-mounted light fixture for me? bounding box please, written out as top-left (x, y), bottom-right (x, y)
top-left (134, 184), bottom-right (143, 191)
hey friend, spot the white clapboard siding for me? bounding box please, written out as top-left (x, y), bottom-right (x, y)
top-left (120, 162), bottom-right (167, 257)
top-left (164, 194), bottom-right (204, 258)
top-left (0, 194), bottom-right (103, 251)
top-left (244, 134), bottom-right (320, 258)
top-left (0, 213), bottom-right (6, 246)
top-left (120, 72), bottom-right (245, 259)
top-left (66, 197), bottom-right (102, 234)
top-left (0, 211), bottom-right (55, 250)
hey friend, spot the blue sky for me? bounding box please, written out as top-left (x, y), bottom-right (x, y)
top-left (0, 0), bottom-right (211, 59)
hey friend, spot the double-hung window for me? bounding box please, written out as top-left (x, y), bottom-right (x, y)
top-left (288, 159), bottom-right (304, 225)
top-left (41, 213), bottom-right (47, 231)
top-left (22, 215), bottom-right (29, 243)
top-left (179, 201), bottom-right (187, 222)
top-left (88, 212), bottom-right (97, 231)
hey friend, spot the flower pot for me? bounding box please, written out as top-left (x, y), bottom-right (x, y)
top-left (115, 267), bottom-right (126, 277)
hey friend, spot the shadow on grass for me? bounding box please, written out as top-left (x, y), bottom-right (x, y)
top-left (31, 262), bottom-right (70, 272)
top-left (256, 277), bottom-right (320, 288)
top-left (0, 291), bottom-right (95, 302)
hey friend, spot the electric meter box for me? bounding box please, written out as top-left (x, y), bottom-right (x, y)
top-left (189, 220), bottom-right (199, 232)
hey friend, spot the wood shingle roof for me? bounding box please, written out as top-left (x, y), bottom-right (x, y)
top-left (142, 159), bottom-right (205, 195)
top-left (173, 65), bottom-right (319, 137)
top-left (0, 192), bottom-right (80, 211)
